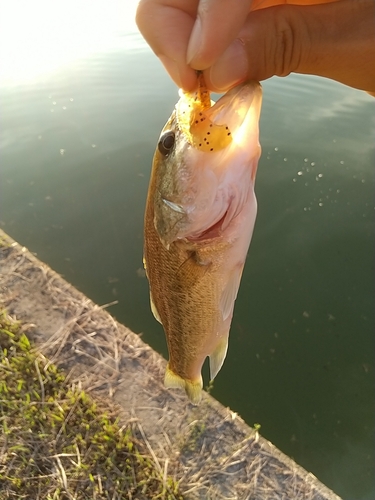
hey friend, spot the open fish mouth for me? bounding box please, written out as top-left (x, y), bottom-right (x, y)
top-left (152, 76), bottom-right (262, 249)
top-left (185, 210), bottom-right (228, 243)
top-left (176, 76), bottom-right (262, 154)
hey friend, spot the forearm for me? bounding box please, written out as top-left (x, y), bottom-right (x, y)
top-left (293, 0), bottom-right (375, 93)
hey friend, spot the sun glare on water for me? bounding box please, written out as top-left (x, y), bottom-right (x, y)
top-left (0, 0), bottom-right (140, 85)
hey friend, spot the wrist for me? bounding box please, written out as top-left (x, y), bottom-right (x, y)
top-left (294, 0), bottom-right (375, 93)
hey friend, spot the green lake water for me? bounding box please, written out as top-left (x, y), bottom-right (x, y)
top-left (0, 2), bottom-right (374, 498)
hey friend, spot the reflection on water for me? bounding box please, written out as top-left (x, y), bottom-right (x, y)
top-left (0, 0), bottom-right (141, 84)
top-left (0, 2), bottom-right (374, 499)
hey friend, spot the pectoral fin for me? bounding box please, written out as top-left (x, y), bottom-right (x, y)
top-left (175, 250), bottom-right (211, 289)
top-left (209, 337), bottom-right (228, 381)
top-left (220, 266), bottom-right (243, 321)
top-left (164, 364), bottom-right (203, 405)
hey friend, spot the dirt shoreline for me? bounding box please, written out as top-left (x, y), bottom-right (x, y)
top-left (0, 228), bottom-right (341, 500)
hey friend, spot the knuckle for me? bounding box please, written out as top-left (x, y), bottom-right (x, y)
top-left (273, 8), bottom-right (302, 77)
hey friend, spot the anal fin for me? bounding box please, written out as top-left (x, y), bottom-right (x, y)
top-left (219, 266), bottom-right (243, 321)
top-left (209, 337), bottom-right (228, 381)
top-left (149, 292), bottom-right (162, 324)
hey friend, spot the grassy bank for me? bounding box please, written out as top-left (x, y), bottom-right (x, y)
top-left (0, 310), bottom-right (182, 500)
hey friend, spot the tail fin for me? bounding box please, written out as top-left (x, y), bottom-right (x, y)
top-left (164, 364), bottom-right (203, 405)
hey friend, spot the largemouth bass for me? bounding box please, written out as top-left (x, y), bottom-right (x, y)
top-left (143, 76), bottom-right (262, 404)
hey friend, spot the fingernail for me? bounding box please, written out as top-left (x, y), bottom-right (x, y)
top-left (209, 39), bottom-right (248, 91)
top-left (159, 55), bottom-right (182, 87)
top-left (187, 16), bottom-right (202, 64)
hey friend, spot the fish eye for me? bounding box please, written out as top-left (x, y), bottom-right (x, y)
top-left (158, 131), bottom-right (175, 156)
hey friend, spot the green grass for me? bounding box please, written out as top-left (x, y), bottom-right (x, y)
top-left (0, 310), bottom-right (183, 500)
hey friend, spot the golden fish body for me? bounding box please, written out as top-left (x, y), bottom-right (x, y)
top-left (144, 78), bottom-right (262, 404)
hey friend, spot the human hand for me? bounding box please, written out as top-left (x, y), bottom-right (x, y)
top-left (136, 0), bottom-right (375, 95)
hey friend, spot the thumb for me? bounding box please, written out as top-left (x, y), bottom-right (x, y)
top-left (203, 1), bottom-right (375, 94)
top-left (203, 5), bottom-right (309, 91)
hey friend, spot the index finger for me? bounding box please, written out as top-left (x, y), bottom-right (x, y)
top-left (187, 0), bottom-right (252, 69)
top-left (188, 0), bottom-right (341, 69)
top-left (136, 0), bottom-right (198, 90)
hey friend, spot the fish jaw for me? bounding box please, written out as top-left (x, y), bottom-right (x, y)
top-left (153, 80), bottom-right (262, 248)
top-left (144, 80), bottom-right (262, 404)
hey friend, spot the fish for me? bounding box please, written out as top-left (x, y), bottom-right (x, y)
top-left (143, 75), bottom-right (262, 404)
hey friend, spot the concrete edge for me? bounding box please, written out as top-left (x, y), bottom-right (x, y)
top-left (0, 228), bottom-right (342, 500)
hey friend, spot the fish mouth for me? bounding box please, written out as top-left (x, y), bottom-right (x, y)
top-left (176, 79), bottom-right (262, 152)
top-left (186, 210), bottom-right (228, 243)
top-left (154, 79), bottom-right (262, 250)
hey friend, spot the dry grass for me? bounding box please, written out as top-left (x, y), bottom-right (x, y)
top-left (0, 230), bottom-right (342, 500)
top-left (0, 310), bottom-right (183, 500)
